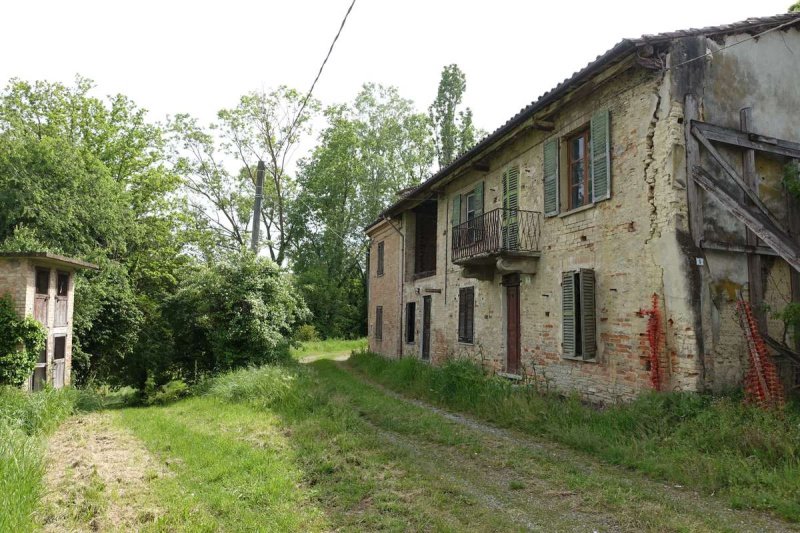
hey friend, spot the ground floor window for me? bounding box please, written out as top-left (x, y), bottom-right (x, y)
top-left (458, 287), bottom-right (475, 343)
top-left (405, 302), bottom-right (416, 343)
top-left (375, 306), bottom-right (383, 341)
top-left (562, 269), bottom-right (596, 360)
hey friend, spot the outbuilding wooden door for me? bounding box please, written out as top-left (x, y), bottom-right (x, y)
top-left (422, 296), bottom-right (432, 360)
top-left (505, 276), bottom-right (521, 374)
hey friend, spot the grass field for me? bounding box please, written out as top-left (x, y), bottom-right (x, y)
top-left (289, 337), bottom-right (366, 361)
top-left (7, 342), bottom-right (800, 531)
top-left (0, 386), bottom-right (85, 532)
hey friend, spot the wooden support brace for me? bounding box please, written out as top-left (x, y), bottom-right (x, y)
top-left (693, 166), bottom-right (800, 273)
top-left (693, 121), bottom-right (800, 159)
top-left (741, 108), bottom-right (766, 331)
top-left (684, 95), bottom-right (704, 247)
top-left (691, 124), bottom-right (788, 235)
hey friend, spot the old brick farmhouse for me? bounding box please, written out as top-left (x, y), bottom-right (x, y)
top-left (366, 14), bottom-right (800, 402)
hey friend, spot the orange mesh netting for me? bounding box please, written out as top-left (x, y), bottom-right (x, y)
top-left (737, 299), bottom-right (784, 409)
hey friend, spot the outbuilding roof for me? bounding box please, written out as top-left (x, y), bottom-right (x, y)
top-left (365, 12), bottom-right (800, 233)
top-left (0, 252), bottom-right (99, 270)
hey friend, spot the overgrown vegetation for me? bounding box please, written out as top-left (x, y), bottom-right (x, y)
top-left (0, 386), bottom-right (88, 532)
top-left (348, 351), bottom-right (800, 521)
top-left (783, 160), bottom-right (800, 199)
top-left (0, 294), bottom-right (46, 386)
top-left (773, 301), bottom-right (800, 347)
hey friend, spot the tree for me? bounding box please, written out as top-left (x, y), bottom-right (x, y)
top-left (293, 84), bottom-right (434, 337)
top-left (429, 64), bottom-right (479, 168)
top-left (0, 77), bottom-right (186, 387)
top-left (172, 87), bottom-right (319, 263)
top-left (791, 2), bottom-right (800, 12)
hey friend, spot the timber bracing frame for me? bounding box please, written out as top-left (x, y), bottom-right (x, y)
top-left (686, 104), bottom-right (800, 365)
top-left (688, 118), bottom-right (800, 273)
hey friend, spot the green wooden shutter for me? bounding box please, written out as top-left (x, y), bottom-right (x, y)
top-left (590, 109), bottom-right (611, 202)
top-left (473, 181), bottom-right (484, 218)
top-left (580, 269), bottom-right (597, 359)
top-left (543, 138), bottom-right (559, 216)
top-left (562, 271), bottom-right (576, 357)
top-left (502, 167), bottom-right (520, 249)
top-left (452, 194), bottom-right (461, 227)
top-left (458, 287), bottom-right (467, 342)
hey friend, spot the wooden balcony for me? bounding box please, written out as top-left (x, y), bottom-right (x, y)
top-left (451, 209), bottom-right (542, 268)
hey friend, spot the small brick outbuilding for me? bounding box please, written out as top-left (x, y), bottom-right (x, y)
top-left (0, 252), bottom-right (98, 390)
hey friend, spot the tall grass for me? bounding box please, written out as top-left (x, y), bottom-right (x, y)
top-left (348, 351), bottom-right (800, 521)
top-left (0, 386), bottom-right (93, 532)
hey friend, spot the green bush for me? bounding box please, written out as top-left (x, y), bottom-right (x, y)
top-left (169, 252), bottom-right (309, 375)
top-left (294, 324), bottom-right (320, 343)
top-left (205, 364), bottom-right (313, 414)
top-left (0, 295), bottom-right (47, 387)
top-left (144, 378), bottom-right (190, 406)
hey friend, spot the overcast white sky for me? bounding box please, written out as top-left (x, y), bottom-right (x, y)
top-left (0, 0), bottom-right (792, 140)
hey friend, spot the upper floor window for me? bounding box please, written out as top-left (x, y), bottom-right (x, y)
top-left (413, 200), bottom-right (437, 279)
top-left (35, 269), bottom-right (50, 294)
top-left (568, 129), bottom-right (591, 210)
top-left (543, 108), bottom-right (611, 217)
top-left (377, 241), bottom-right (385, 277)
top-left (57, 272), bottom-right (69, 296)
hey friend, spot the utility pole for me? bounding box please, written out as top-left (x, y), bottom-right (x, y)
top-left (250, 160), bottom-right (266, 253)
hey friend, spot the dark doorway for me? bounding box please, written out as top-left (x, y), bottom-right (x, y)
top-left (504, 274), bottom-right (521, 374)
top-left (422, 296), bottom-right (432, 360)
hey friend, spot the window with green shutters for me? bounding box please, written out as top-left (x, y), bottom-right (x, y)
top-left (543, 108), bottom-right (611, 217)
top-left (561, 269), bottom-right (597, 360)
top-left (502, 165), bottom-right (520, 249)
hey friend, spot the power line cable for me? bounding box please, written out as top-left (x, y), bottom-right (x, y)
top-left (287, 0), bottom-right (357, 138)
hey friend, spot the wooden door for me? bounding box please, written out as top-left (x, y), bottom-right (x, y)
top-left (53, 336), bottom-right (65, 388)
top-left (422, 296), bottom-right (432, 360)
top-left (506, 279), bottom-right (521, 374)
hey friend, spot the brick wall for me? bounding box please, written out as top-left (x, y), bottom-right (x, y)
top-left (367, 221), bottom-right (403, 357)
top-left (0, 257), bottom-right (79, 389)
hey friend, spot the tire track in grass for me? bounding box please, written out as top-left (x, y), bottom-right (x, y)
top-left (334, 361), bottom-right (800, 533)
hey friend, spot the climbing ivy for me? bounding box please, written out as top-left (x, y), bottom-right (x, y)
top-left (783, 161), bottom-right (800, 200)
top-left (773, 301), bottom-right (800, 348)
top-left (0, 294), bottom-right (46, 387)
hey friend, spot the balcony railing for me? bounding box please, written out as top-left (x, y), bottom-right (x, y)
top-left (451, 208), bottom-right (541, 263)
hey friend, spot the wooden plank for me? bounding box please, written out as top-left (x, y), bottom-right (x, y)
top-left (700, 240), bottom-right (779, 257)
top-left (692, 125), bottom-right (788, 234)
top-left (693, 121), bottom-right (800, 159)
top-left (693, 167), bottom-right (800, 272)
top-left (741, 108), bottom-right (766, 330)
top-left (684, 95), bottom-right (703, 247)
